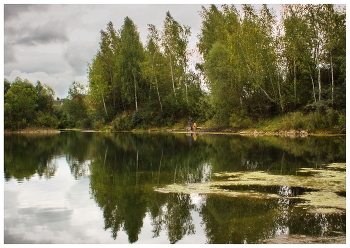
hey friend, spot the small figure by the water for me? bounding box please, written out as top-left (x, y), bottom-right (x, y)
top-left (189, 118), bottom-right (193, 131)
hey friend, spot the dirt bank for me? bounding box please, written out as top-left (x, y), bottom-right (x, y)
top-left (4, 127), bottom-right (60, 134)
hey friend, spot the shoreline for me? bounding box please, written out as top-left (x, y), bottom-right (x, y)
top-left (4, 127), bottom-right (345, 136)
top-left (4, 128), bottom-right (61, 134)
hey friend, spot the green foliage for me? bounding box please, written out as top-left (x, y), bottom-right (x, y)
top-left (35, 111), bottom-right (58, 128)
top-left (35, 81), bottom-right (55, 113)
top-left (229, 110), bottom-right (254, 129)
top-left (4, 78), bottom-right (11, 95)
top-left (62, 81), bottom-right (89, 128)
top-left (275, 109), bottom-right (345, 132)
top-left (4, 83), bottom-right (38, 129)
top-left (198, 4), bottom-right (345, 129)
top-left (4, 5), bottom-right (345, 132)
top-left (119, 17), bottom-right (145, 110)
top-left (88, 14), bottom-right (205, 130)
top-left (92, 118), bottom-right (106, 130)
top-left (113, 112), bottom-right (133, 131)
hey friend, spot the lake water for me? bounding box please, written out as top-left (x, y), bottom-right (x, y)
top-left (4, 131), bottom-right (346, 244)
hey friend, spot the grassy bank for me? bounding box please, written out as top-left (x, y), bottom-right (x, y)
top-left (252, 111), bottom-right (346, 134)
top-left (5, 110), bottom-right (345, 135)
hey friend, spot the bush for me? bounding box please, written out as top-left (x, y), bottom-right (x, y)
top-left (92, 118), bottom-right (105, 130)
top-left (131, 109), bottom-right (155, 129)
top-left (230, 110), bottom-right (254, 129)
top-left (338, 112), bottom-right (346, 133)
top-left (113, 112), bottom-right (133, 131)
top-left (35, 111), bottom-right (58, 128)
top-left (304, 100), bottom-right (330, 114)
top-left (278, 108), bottom-right (344, 132)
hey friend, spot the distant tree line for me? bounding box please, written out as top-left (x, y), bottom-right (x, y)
top-left (4, 78), bottom-right (88, 130)
top-left (4, 4), bottom-right (346, 131)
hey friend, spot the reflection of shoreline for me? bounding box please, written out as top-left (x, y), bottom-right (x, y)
top-left (4, 132), bottom-right (346, 244)
top-left (5, 127), bottom-right (345, 137)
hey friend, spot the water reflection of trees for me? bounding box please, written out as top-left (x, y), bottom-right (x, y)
top-left (4, 132), bottom-right (346, 243)
top-left (4, 134), bottom-right (61, 181)
top-left (88, 133), bottom-right (203, 243)
top-left (4, 132), bottom-right (95, 181)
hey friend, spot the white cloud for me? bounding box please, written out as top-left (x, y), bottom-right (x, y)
top-left (4, 3), bottom-right (287, 99)
top-left (6, 70), bottom-right (82, 99)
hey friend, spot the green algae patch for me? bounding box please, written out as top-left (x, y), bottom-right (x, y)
top-left (296, 191), bottom-right (346, 214)
top-left (154, 182), bottom-right (280, 199)
top-left (154, 163), bottom-right (346, 214)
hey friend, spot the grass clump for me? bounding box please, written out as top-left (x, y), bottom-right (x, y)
top-left (255, 108), bottom-right (345, 134)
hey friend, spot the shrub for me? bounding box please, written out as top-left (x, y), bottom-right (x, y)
top-left (338, 112), bottom-right (346, 133)
top-left (35, 111), bottom-right (58, 128)
top-left (278, 108), bottom-right (344, 132)
top-left (113, 112), bottom-right (133, 131)
top-left (230, 110), bottom-right (254, 129)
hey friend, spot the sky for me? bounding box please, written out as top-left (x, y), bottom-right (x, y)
top-left (2, 1), bottom-right (344, 99)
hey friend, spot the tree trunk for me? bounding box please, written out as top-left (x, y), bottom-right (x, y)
top-left (102, 93), bottom-right (108, 116)
top-left (277, 77), bottom-right (284, 113)
top-left (315, 46), bottom-right (322, 101)
top-left (133, 73), bottom-right (138, 111)
top-left (309, 65), bottom-right (317, 103)
top-left (99, 82), bottom-right (108, 116)
top-left (330, 56), bottom-right (334, 106)
top-left (317, 65), bottom-right (322, 101)
top-left (293, 57), bottom-right (297, 107)
top-left (152, 54), bottom-right (163, 111)
top-left (169, 53), bottom-right (176, 97)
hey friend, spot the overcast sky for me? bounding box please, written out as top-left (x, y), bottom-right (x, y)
top-left (3, 1), bottom-right (342, 99)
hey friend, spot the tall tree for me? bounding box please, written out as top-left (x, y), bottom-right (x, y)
top-left (282, 4), bottom-right (315, 109)
top-left (35, 80), bottom-right (55, 114)
top-left (88, 53), bottom-right (110, 117)
top-left (161, 11), bottom-right (191, 98)
top-left (88, 21), bottom-right (122, 119)
top-left (144, 24), bottom-right (164, 111)
top-left (199, 4), bottom-right (281, 125)
top-left (63, 81), bottom-right (88, 127)
top-left (318, 4), bottom-right (346, 108)
top-left (119, 16), bottom-right (145, 111)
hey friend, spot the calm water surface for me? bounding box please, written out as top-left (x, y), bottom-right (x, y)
top-left (4, 132), bottom-right (346, 244)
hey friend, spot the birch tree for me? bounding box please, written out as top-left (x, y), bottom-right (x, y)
top-left (119, 17), bottom-right (145, 111)
top-left (161, 11), bottom-right (191, 98)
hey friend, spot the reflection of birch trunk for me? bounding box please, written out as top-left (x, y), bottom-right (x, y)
top-left (281, 151), bottom-right (285, 174)
top-left (136, 149), bottom-right (139, 185)
top-left (104, 146), bottom-right (108, 167)
top-left (157, 148), bottom-right (163, 184)
top-left (174, 165), bottom-right (177, 183)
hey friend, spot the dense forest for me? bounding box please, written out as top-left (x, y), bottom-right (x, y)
top-left (4, 4), bottom-right (346, 132)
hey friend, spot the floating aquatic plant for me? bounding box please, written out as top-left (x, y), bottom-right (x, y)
top-left (154, 163), bottom-right (346, 214)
